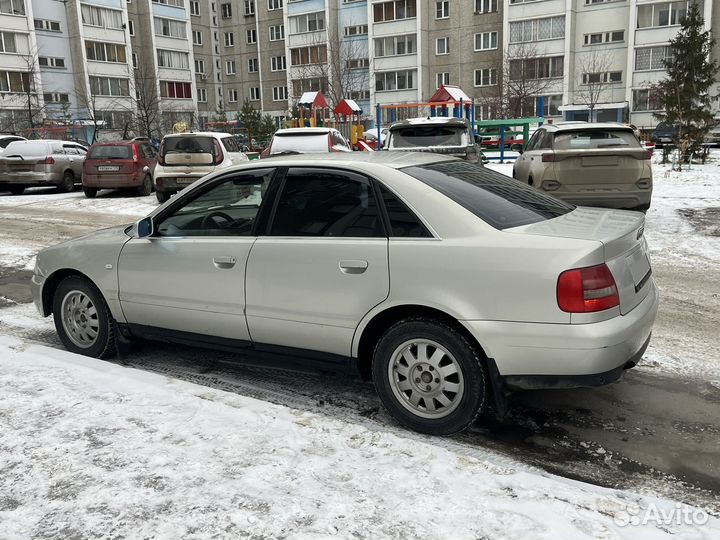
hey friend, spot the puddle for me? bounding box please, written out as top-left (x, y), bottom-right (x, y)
top-left (678, 207), bottom-right (720, 237)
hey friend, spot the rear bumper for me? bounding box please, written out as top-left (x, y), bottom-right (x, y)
top-left (1, 171), bottom-right (62, 185)
top-left (462, 280), bottom-right (659, 389)
top-left (154, 173), bottom-right (207, 192)
top-left (83, 172), bottom-right (140, 188)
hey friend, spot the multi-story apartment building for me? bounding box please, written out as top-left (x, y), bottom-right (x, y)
top-left (1, 0), bottom-right (717, 135)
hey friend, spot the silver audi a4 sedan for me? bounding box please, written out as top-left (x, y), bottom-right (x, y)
top-left (31, 153), bottom-right (658, 435)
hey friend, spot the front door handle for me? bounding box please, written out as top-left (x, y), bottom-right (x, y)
top-left (339, 260), bottom-right (368, 274)
top-left (213, 256), bottom-right (236, 269)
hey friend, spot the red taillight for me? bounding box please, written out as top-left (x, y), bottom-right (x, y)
top-left (38, 156), bottom-right (55, 165)
top-left (642, 149), bottom-right (653, 160)
top-left (213, 140), bottom-right (224, 165)
top-left (557, 264), bottom-right (619, 313)
top-left (132, 144), bottom-right (139, 163)
top-left (541, 153), bottom-right (556, 163)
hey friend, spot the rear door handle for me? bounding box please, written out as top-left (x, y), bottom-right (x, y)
top-left (213, 256), bottom-right (236, 269)
top-left (339, 260), bottom-right (368, 274)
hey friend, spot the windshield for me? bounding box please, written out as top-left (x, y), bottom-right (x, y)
top-left (389, 126), bottom-right (467, 148)
top-left (162, 136), bottom-right (215, 156)
top-left (271, 133), bottom-right (329, 154)
top-left (402, 161), bottom-right (574, 230)
top-left (553, 130), bottom-right (639, 150)
top-left (89, 145), bottom-right (132, 159)
top-left (4, 141), bottom-right (49, 156)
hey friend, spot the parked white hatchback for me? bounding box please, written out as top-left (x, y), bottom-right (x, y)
top-left (153, 131), bottom-right (248, 203)
top-left (31, 153), bottom-right (658, 435)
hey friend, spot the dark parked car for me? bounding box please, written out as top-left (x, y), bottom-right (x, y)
top-left (82, 140), bottom-right (158, 198)
top-left (385, 117), bottom-right (484, 164)
top-left (651, 122), bottom-right (678, 147)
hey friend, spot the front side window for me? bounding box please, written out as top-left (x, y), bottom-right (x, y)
top-left (270, 169), bottom-right (383, 237)
top-left (157, 169), bottom-right (274, 237)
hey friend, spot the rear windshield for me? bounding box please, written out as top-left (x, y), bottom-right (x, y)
top-left (89, 145), bottom-right (132, 159)
top-left (402, 161), bottom-right (574, 230)
top-left (271, 132), bottom-right (328, 154)
top-left (389, 126), bottom-right (466, 148)
top-left (162, 136), bottom-right (215, 156)
top-left (4, 141), bottom-right (49, 155)
top-left (553, 130), bottom-right (639, 150)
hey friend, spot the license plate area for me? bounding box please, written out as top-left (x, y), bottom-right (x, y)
top-left (626, 245), bottom-right (651, 291)
top-left (98, 165), bottom-right (119, 172)
top-left (582, 156), bottom-right (619, 167)
top-left (176, 177), bottom-right (196, 185)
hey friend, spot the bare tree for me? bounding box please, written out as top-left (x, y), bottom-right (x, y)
top-left (575, 50), bottom-right (614, 122)
top-left (0, 48), bottom-right (47, 132)
top-left (131, 61), bottom-right (163, 140)
top-left (502, 43), bottom-right (557, 118)
top-left (74, 88), bottom-right (108, 143)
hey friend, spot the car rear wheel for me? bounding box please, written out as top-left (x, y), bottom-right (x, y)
top-left (372, 318), bottom-right (489, 435)
top-left (156, 190), bottom-right (172, 203)
top-left (138, 175), bottom-right (153, 196)
top-left (83, 187), bottom-right (97, 199)
top-left (52, 276), bottom-right (116, 359)
top-left (58, 171), bottom-right (75, 193)
top-left (7, 185), bottom-right (25, 195)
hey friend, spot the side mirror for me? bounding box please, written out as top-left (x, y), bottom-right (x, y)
top-left (136, 216), bottom-right (154, 238)
top-left (510, 143), bottom-right (524, 154)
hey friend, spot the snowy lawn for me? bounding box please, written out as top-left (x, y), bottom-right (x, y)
top-left (0, 335), bottom-right (717, 540)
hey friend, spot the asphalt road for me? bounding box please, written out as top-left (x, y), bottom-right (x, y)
top-left (1, 189), bottom-right (718, 513)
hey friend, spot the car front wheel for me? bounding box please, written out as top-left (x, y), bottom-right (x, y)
top-left (138, 175), bottom-right (153, 196)
top-left (52, 276), bottom-right (116, 358)
top-left (58, 171), bottom-right (75, 193)
top-left (372, 319), bottom-right (489, 435)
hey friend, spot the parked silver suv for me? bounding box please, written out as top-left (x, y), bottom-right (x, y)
top-left (0, 139), bottom-right (86, 194)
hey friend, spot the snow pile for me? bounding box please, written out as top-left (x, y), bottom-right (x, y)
top-left (0, 336), bottom-right (717, 539)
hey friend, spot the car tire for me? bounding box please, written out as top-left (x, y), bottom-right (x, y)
top-left (7, 185), bottom-right (25, 195)
top-left (138, 175), bottom-right (153, 196)
top-left (632, 203), bottom-right (651, 212)
top-left (83, 187), bottom-right (97, 199)
top-left (528, 176), bottom-right (534, 187)
top-left (52, 275), bottom-right (116, 359)
top-left (58, 171), bottom-right (75, 193)
top-left (156, 190), bottom-right (171, 203)
top-left (372, 318), bottom-right (489, 435)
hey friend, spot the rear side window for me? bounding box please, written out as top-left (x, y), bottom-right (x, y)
top-left (402, 161), bottom-right (574, 230)
top-left (89, 145), bottom-right (132, 159)
top-left (270, 168), bottom-right (383, 237)
top-left (222, 136), bottom-right (240, 153)
top-left (553, 130), bottom-right (640, 150)
top-left (379, 185), bottom-right (431, 238)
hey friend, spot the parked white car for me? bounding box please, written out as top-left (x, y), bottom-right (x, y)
top-left (261, 127), bottom-right (352, 158)
top-left (153, 132), bottom-right (248, 202)
top-left (31, 152), bottom-right (658, 435)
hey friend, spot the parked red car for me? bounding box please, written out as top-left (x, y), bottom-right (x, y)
top-left (82, 139), bottom-right (157, 198)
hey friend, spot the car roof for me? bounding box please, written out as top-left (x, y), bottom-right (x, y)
top-left (90, 141), bottom-right (137, 146)
top-left (163, 132), bottom-right (231, 138)
top-left (273, 128), bottom-right (335, 135)
top-left (540, 122), bottom-right (634, 132)
top-left (258, 151), bottom-right (455, 169)
top-left (388, 117), bottom-right (469, 129)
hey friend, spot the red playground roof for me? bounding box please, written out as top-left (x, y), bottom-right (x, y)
top-left (429, 85), bottom-right (471, 103)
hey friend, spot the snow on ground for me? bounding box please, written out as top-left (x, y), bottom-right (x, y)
top-left (0, 335), bottom-right (717, 540)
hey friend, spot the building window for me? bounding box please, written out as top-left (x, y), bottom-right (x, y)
top-left (0, 32), bottom-right (27, 53)
top-left (246, 29), bottom-right (257, 43)
top-left (537, 94), bottom-right (562, 116)
top-left (0, 0), bottom-right (25, 16)
top-left (344, 24), bottom-right (368, 37)
top-left (85, 41), bottom-right (127, 63)
top-left (190, 1), bottom-right (200, 16)
top-left (346, 57), bottom-right (370, 69)
top-left (474, 68), bottom-right (497, 86)
top-left (224, 32), bottom-right (234, 46)
top-left (269, 25), bottom-right (284, 41)
top-left (128, 20), bottom-right (135, 35)
top-left (34, 19), bottom-right (61, 32)
top-left (291, 77), bottom-right (328, 96)
top-left (228, 88), bottom-right (238, 102)
top-left (509, 16), bottom-right (565, 43)
top-left (43, 92), bottom-right (70, 103)
top-left (373, 0), bottom-right (416, 22)
top-left (193, 30), bottom-right (203, 45)
top-left (220, 2), bottom-right (231, 18)
top-left (435, 0), bottom-right (448, 19)
top-left (38, 56), bottom-right (66, 68)
top-left (375, 69), bottom-right (417, 91)
top-left (475, 0), bottom-right (497, 13)
top-left (349, 90), bottom-right (370, 101)
top-left (249, 87), bottom-right (260, 100)
top-left (273, 86), bottom-right (288, 101)
top-left (89, 76), bottom-right (130, 96)
top-left (152, 0), bottom-right (184, 6)
top-left (195, 59), bottom-right (205, 73)
top-left (248, 58), bottom-right (258, 72)
top-left (582, 71), bottom-right (623, 84)
top-left (474, 31), bottom-right (498, 51)
top-left (132, 53), bottom-right (138, 68)
top-left (584, 30), bottom-right (624, 45)
top-left (290, 45), bottom-right (327, 66)
top-left (289, 12), bottom-right (324, 34)
top-left (635, 46), bottom-right (672, 70)
top-left (81, 5), bottom-right (123, 29)
top-left (198, 87), bottom-right (207, 102)
top-left (226, 60), bottom-right (236, 75)
top-left (509, 56), bottom-right (564, 80)
top-left (160, 80), bottom-right (192, 98)
top-left (245, 0), bottom-right (255, 15)
top-left (632, 88), bottom-right (661, 111)
top-left (374, 34), bottom-right (416, 57)
top-left (271, 55), bottom-right (286, 71)
top-left (157, 49), bottom-right (190, 69)
top-left (267, 0), bottom-right (282, 10)
top-left (637, 2), bottom-right (687, 29)
top-left (436, 37), bottom-right (449, 55)
top-left (154, 17), bottom-right (187, 39)
top-left (585, 0), bottom-right (622, 4)
top-left (436, 72), bottom-right (450, 88)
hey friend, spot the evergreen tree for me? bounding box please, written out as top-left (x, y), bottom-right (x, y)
top-left (654, 1), bottom-right (719, 160)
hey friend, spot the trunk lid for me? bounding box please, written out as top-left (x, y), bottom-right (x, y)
top-left (550, 148), bottom-right (647, 186)
top-left (512, 207), bottom-right (651, 315)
